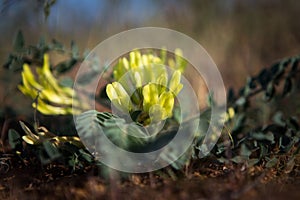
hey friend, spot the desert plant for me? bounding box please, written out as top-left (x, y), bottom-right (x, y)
top-left (4, 33), bottom-right (300, 172)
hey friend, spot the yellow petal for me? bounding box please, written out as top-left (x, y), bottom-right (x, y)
top-left (108, 82), bottom-right (132, 112)
top-left (122, 57), bottom-right (129, 70)
top-left (169, 70), bottom-right (182, 95)
top-left (134, 72), bottom-right (142, 88)
top-left (106, 83), bottom-right (118, 100)
top-left (22, 135), bottom-right (38, 145)
top-left (22, 64), bottom-right (43, 91)
top-left (228, 107), bottom-right (235, 119)
top-left (158, 92), bottom-right (174, 118)
top-left (156, 71), bottom-right (168, 93)
top-left (40, 89), bottom-right (73, 106)
top-left (160, 48), bottom-right (167, 64)
top-left (168, 58), bottom-right (176, 69)
top-left (143, 84), bottom-right (158, 104)
top-left (33, 99), bottom-right (69, 115)
top-left (142, 54), bottom-right (149, 66)
top-left (130, 51), bottom-right (137, 69)
top-left (175, 48), bottom-right (187, 72)
top-left (112, 82), bottom-right (129, 99)
top-left (172, 83), bottom-right (183, 96)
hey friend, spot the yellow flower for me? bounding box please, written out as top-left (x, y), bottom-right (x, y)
top-left (106, 49), bottom-right (186, 124)
top-left (18, 54), bottom-right (87, 115)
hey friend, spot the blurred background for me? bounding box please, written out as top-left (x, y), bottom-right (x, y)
top-left (0, 0), bottom-right (300, 117)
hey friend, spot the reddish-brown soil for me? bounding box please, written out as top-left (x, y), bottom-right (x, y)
top-left (1, 154), bottom-right (300, 200)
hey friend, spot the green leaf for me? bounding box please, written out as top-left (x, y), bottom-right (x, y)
top-left (68, 156), bottom-right (77, 168)
top-left (271, 62), bottom-right (285, 80)
top-left (9, 57), bottom-right (23, 71)
top-left (272, 111), bottom-right (285, 126)
top-left (59, 77), bottom-right (74, 88)
top-left (71, 40), bottom-right (79, 59)
top-left (13, 30), bottom-right (25, 51)
top-left (240, 143), bottom-right (252, 157)
top-left (227, 88), bottom-right (235, 104)
top-left (287, 117), bottom-right (299, 131)
top-left (173, 106), bottom-right (181, 123)
top-left (248, 158), bottom-right (260, 167)
top-left (207, 92), bottom-right (216, 107)
top-left (79, 149), bottom-right (93, 163)
top-left (232, 114), bottom-right (246, 132)
top-left (250, 132), bottom-right (274, 143)
top-left (266, 157), bottom-right (278, 168)
top-left (291, 59), bottom-right (298, 73)
top-left (3, 54), bottom-right (13, 69)
top-left (257, 69), bottom-right (271, 89)
top-left (76, 71), bottom-right (98, 85)
top-left (263, 124), bottom-right (286, 135)
top-left (259, 144), bottom-right (268, 159)
top-left (43, 141), bottom-right (61, 160)
top-left (55, 59), bottom-right (77, 73)
top-left (270, 63), bottom-right (280, 75)
top-left (51, 39), bottom-right (64, 51)
top-left (77, 110), bottom-right (149, 152)
top-left (231, 156), bottom-right (247, 163)
top-left (235, 97), bottom-right (246, 107)
top-left (282, 78), bottom-right (292, 97)
top-left (264, 82), bottom-right (275, 101)
top-left (8, 129), bottom-right (21, 149)
top-left (37, 36), bottom-right (46, 49)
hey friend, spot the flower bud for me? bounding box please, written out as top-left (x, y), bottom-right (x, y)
top-left (158, 92), bottom-right (174, 118)
top-left (106, 82), bottom-right (132, 113)
top-left (169, 70), bottom-right (183, 95)
top-left (142, 83), bottom-right (159, 112)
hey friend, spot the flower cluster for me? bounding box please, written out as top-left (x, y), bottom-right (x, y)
top-left (18, 54), bottom-right (87, 115)
top-left (106, 49), bottom-right (187, 125)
